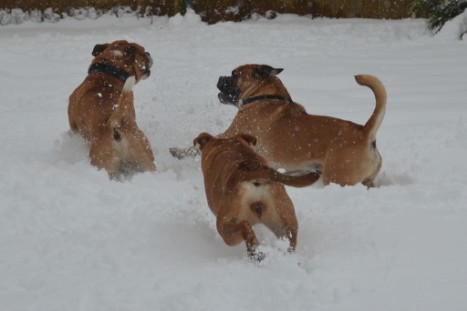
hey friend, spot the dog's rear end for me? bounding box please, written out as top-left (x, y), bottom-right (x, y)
top-left (90, 77), bottom-right (155, 179)
top-left (194, 132), bottom-right (320, 260)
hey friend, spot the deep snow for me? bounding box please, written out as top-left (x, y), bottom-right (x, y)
top-left (1, 10), bottom-right (467, 311)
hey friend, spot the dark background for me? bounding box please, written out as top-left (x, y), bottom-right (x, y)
top-left (0, 0), bottom-right (416, 23)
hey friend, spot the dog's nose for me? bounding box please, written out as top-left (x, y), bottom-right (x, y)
top-left (145, 52), bottom-right (153, 68)
top-left (217, 76), bottom-right (229, 91)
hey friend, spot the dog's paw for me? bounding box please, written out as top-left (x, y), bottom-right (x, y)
top-left (169, 146), bottom-right (200, 160)
top-left (169, 147), bottom-right (184, 159)
top-left (247, 250), bottom-right (266, 263)
top-left (286, 246), bottom-right (296, 254)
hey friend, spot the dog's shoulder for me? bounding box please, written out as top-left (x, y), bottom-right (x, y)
top-left (263, 101), bottom-right (306, 119)
top-left (285, 102), bottom-right (306, 115)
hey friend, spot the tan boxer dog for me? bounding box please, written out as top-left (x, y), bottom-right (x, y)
top-left (173, 65), bottom-right (386, 187)
top-left (194, 132), bottom-right (320, 261)
top-left (68, 40), bottom-right (155, 179)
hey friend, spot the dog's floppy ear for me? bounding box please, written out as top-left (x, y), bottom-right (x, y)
top-left (193, 132), bottom-right (213, 151)
top-left (238, 134), bottom-right (257, 146)
top-left (255, 65), bottom-right (284, 79)
top-left (92, 43), bottom-right (109, 56)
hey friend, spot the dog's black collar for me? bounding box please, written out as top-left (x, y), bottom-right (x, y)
top-left (88, 63), bottom-right (129, 82)
top-left (240, 95), bottom-right (293, 107)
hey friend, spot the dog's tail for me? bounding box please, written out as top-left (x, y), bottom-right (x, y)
top-left (108, 76), bottom-right (136, 140)
top-left (241, 161), bottom-right (320, 187)
top-left (267, 168), bottom-right (320, 187)
top-left (355, 74), bottom-right (387, 141)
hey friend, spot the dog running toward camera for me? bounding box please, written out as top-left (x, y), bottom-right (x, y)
top-left (68, 40), bottom-right (155, 179)
top-left (194, 132), bottom-right (320, 261)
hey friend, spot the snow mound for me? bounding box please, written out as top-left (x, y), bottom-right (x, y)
top-left (436, 8), bottom-right (467, 40)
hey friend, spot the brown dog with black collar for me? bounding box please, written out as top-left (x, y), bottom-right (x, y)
top-left (68, 40), bottom-right (155, 179)
top-left (194, 132), bottom-right (320, 260)
top-left (173, 64), bottom-right (386, 187)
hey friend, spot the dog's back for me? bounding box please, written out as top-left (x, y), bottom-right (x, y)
top-left (88, 76), bottom-right (155, 179)
top-left (68, 73), bottom-right (134, 143)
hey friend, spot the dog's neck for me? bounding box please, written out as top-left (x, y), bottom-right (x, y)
top-left (238, 78), bottom-right (292, 108)
top-left (88, 63), bottom-right (130, 82)
top-left (239, 94), bottom-right (293, 108)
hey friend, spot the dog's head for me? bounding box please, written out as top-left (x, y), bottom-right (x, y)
top-left (91, 40), bottom-right (153, 82)
top-left (217, 64), bottom-right (286, 107)
top-left (194, 132), bottom-right (257, 151)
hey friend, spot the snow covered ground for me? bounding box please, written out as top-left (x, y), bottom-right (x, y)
top-left (1, 10), bottom-right (466, 311)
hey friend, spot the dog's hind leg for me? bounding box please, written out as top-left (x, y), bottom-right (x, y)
top-left (216, 218), bottom-right (259, 253)
top-left (262, 187), bottom-right (299, 251)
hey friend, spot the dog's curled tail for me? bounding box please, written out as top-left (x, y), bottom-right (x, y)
top-left (108, 76), bottom-right (136, 138)
top-left (267, 168), bottom-right (320, 187)
top-left (355, 74), bottom-right (387, 141)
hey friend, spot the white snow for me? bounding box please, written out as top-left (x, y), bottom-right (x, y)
top-left (1, 10), bottom-right (467, 311)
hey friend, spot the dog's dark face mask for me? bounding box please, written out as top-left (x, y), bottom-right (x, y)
top-left (217, 65), bottom-right (284, 107)
top-left (91, 41), bottom-right (153, 82)
top-left (142, 51), bottom-right (153, 78)
top-left (217, 72), bottom-right (240, 106)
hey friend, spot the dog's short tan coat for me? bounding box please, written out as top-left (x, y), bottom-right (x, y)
top-left (194, 132), bottom-right (320, 258)
top-left (68, 40), bottom-right (155, 178)
top-left (173, 64), bottom-right (387, 187)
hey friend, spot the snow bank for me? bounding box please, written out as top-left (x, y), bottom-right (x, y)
top-left (435, 8), bottom-right (467, 40)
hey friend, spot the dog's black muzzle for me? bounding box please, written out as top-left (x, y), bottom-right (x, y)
top-left (217, 76), bottom-right (240, 106)
top-left (144, 52), bottom-right (153, 77)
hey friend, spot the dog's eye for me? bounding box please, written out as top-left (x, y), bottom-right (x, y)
top-left (232, 71), bottom-right (240, 79)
